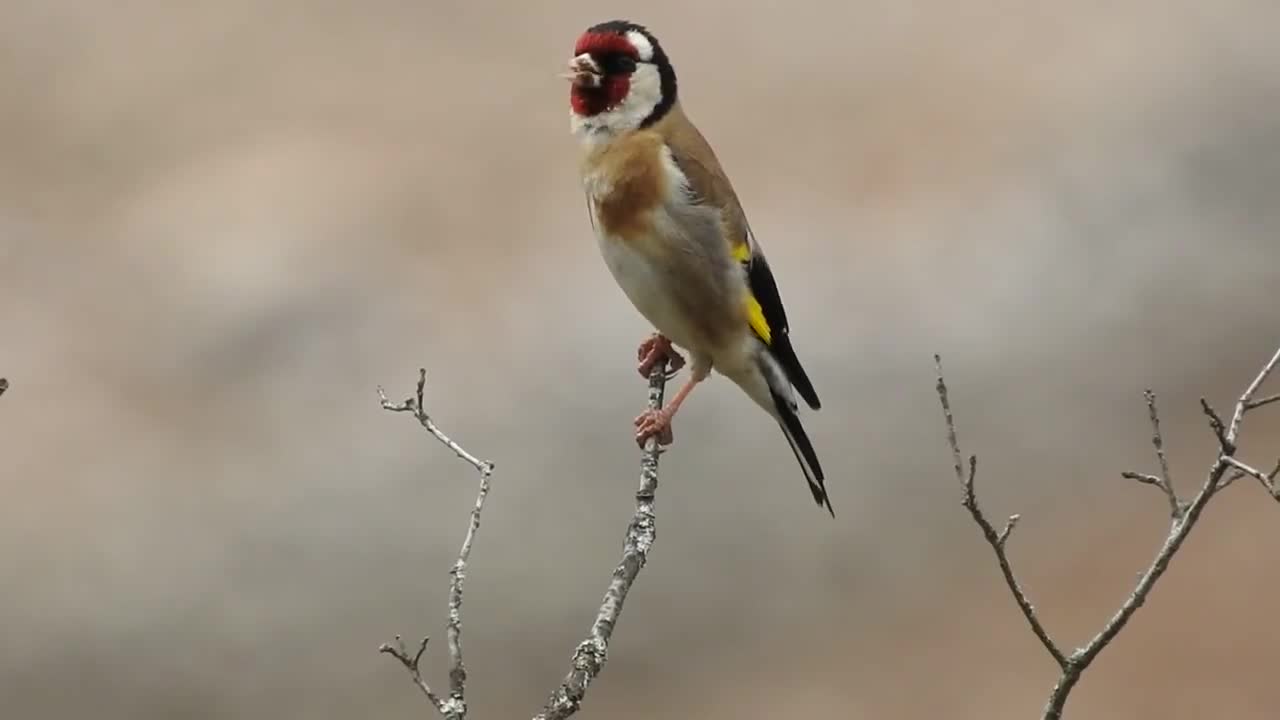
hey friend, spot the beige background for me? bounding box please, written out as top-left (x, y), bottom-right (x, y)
top-left (2, 2), bottom-right (1279, 718)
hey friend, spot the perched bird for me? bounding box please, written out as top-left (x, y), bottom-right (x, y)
top-left (565, 20), bottom-right (832, 515)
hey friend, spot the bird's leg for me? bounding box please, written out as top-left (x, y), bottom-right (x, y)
top-left (634, 361), bottom-right (709, 448)
top-left (637, 333), bottom-right (685, 379)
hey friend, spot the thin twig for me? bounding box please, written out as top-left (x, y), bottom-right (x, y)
top-left (1144, 391), bottom-right (1174, 488)
top-left (1043, 457), bottom-right (1230, 719)
top-left (1228, 346), bottom-right (1280, 443)
top-left (379, 369), bottom-right (495, 475)
top-left (379, 635), bottom-right (446, 713)
top-left (935, 355), bottom-right (1068, 670)
top-left (1200, 398), bottom-right (1231, 454)
top-left (378, 369), bottom-right (495, 720)
top-left (1122, 467), bottom-right (1183, 516)
top-left (1222, 457), bottom-right (1270, 485)
top-left (533, 360), bottom-right (669, 720)
top-left (936, 346), bottom-right (1280, 720)
top-left (1048, 349), bottom-right (1280, 720)
top-left (1244, 392), bottom-right (1280, 412)
top-left (377, 364), bottom-right (669, 720)
top-left (1222, 456), bottom-right (1280, 500)
top-left (1138, 391), bottom-right (1182, 517)
top-left (1119, 392), bottom-right (1182, 516)
top-left (1121, 471), bottom-right (1164, 486)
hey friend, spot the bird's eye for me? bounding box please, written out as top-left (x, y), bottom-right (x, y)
top-left (602, 54), bottom-right (637, 74)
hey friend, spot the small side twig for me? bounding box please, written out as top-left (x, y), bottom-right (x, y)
top-left (1200, 398), bottom-right (1232, 454)
top-left (533, 361), bottom-right (669, 720)
top-left (1122, 390), bottom-right (1183, 518)
top-left (379, 635), bottom-right (444, 712)
top-left (935, 356), bottom-right (1068, 670)
top-left (1228, 346), bottom-right (1280, 443)
top-left (1222, 456), bottom-right (1280, 500)
top-left (378, 369), bottom-right (495, 720)
top-left (936, 346), bottom-right (1280, 720)
top-left (379, 369), bottom-right (495, 475)
top-left (1244, 392), bottom-right (1280, 412)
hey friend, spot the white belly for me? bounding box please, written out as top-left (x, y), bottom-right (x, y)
top-left (596, 231), bottom-right (702, 352)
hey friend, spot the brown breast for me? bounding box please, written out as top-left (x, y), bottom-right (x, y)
top-left (581, 130), bottom-right (670, 245)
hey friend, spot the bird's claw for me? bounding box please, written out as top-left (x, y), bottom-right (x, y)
top-left (634, 408), bottom-right (674, 448)
top-left (637, 334), bottom-right (685, 379)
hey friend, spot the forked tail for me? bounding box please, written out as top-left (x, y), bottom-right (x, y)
top-left (771, 388), bottom-right (832, 516)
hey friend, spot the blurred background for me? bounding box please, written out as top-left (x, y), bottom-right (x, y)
top-left (2, 2), bottom-right (1278, 718)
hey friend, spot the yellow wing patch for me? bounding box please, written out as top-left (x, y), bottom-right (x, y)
top-left (735, 242), bottom-right (769, 343)
top-left (746, 294), bottom-right (772, 345)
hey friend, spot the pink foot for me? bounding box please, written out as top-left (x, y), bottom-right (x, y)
top-left (634, 408), bottom-right (675, 448)
top-left (636, 334), bottom-right (685, 379)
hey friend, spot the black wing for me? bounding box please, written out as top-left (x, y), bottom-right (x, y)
top-left (743, 233), bottom-right (821, 410)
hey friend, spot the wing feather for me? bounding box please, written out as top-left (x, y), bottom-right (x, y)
top-left (742, 235), bottom-right (821, 410)
top-left (659, 106), bottom-right (820, 410)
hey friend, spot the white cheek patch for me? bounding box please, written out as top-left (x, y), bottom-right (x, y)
top-left (626, 31), bottom-right (654, 62)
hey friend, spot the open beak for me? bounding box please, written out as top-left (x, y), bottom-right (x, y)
top-left (561, 53), bottom-right (602, 89)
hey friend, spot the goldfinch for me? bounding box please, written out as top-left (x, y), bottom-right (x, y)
top-left (566, 20), bottom-right (831, 515)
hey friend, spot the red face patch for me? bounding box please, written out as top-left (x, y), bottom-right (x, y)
top-left (574, 32), bottom-right (638, 59)
top-left (570, 75), bottom-right (631, 116)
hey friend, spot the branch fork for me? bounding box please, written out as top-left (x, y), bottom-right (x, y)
top-left (378, 362), bottom-right (671, 720)
top-left (936, 346), bottom-right (1280, 720)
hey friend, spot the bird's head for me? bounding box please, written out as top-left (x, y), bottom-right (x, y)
top-left (565, 21), bottom-right (677, 139)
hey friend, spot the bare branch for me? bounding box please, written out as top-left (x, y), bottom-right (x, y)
top-left (1222, 456), bottom-right (1280, 500)
top-left (1228, 346), bottom-right (1280, 443)
top-left (1244, 392), bottom-right (1280, 412)
top-left (1044, 350), bottom-right (1280, 718)
top-left (1121, 471), bottom-right (1163, 486)
top-left (1199, 398), bottom-right (1232, 454)
top-left (1143, 391), bottom-right (1174, 487)
top-left (378, 369), bottom-right (495, 476)
top-left (996, 514), bottom-right (1021, 547)
top-left (533, 362), bottom-right (669, 720)
top-left (379, 635), bottom-right (446, 713)
top-left (1219, 468), bottom-right (1245, 490)
top-left (1136, 391), bottom-right (1183, 517)
top-left (935, 355), bottom-right (1068, 670)
top-left (1118, 392), bottom-right (1183, 516)
top-left (378, 363), bottom-right (670, 720)
top-left (1051, 460), bottom-right (1228, 715)
top-left (378, 370), bottom-right (495, 720)
top-left (937, 346), bottom-right (1280, 720)
top-left (1223, 456), bottom-right (1269, 484)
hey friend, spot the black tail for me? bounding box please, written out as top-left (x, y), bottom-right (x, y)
top-left (769, 333), bottom-right (821, 411)
top-left (771, 388), bottom-right (832, 517)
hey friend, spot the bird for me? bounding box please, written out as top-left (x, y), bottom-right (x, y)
top-left (564, 20), bottom-right (832, 515)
